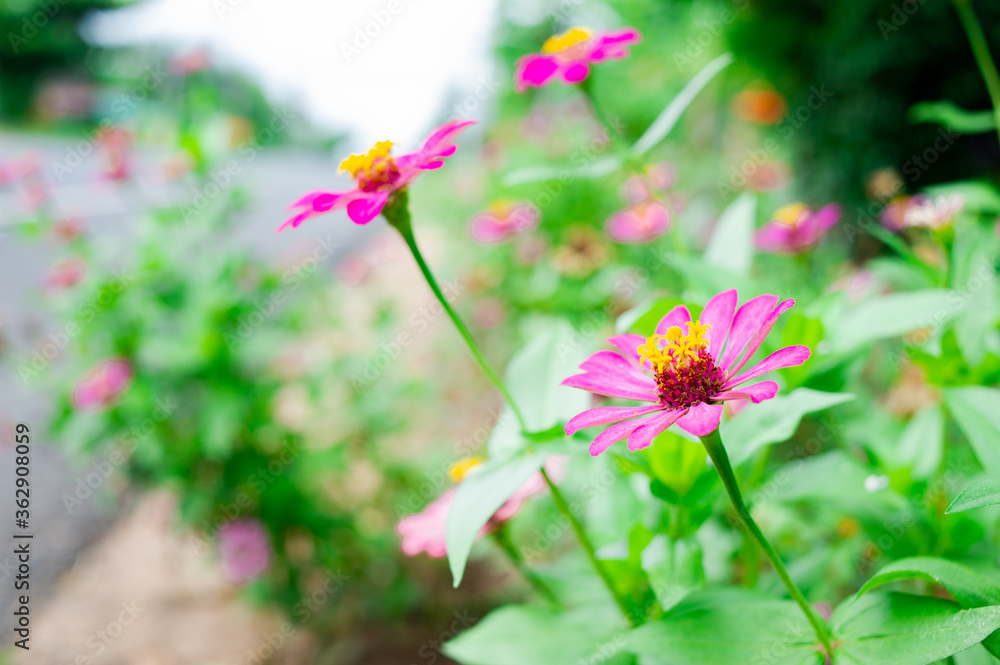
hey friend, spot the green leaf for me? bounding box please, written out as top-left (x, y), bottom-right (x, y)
top-left (501, 156), bottom-right (623, 187)
top-left (897, 406), bottom-right (944, 481)
top-left (721, 389), bottom-right (855, 465)
top-left (446, 451), bottom-right (549, 587)
top-left (641, 535), bottom-right (705, 612)
top-left (704, 192), bottom-right (756, 278)
top-left (948, 474), bottom-right (1000, 513)
top-left (828, 290), bottom-right (959, 353)
top-left (832, 592), bottom-right (1000, 665)
top-left (858, 557), bottom-right (1000, 607)
top-left (761, 451), bottom-right (876, 504)
top-left (909, 100), bottom-right (996, 135)
top-left (627, 588), bottom-right (822, 665)
top-left (630, 52), bottom-right (735, 157)
top-left (943, 387), bottom-right (1000, 472)
top-left (506, 319), bottom-right (592, 433)
top-left (444, 604), bottom-right (631, 665)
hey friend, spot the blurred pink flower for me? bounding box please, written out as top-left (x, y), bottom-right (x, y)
top-left (903, 194), bottom-right (964, 230)
top-left (396, 457), bottom-right (563, 558)
top-left (52, 218), bottom-right (85, 242)
top-left (882, 194), bottom-right (964, 232)
top-left (515, 27), bottom-right (641, 92)
top-left (605, 169), bottom-right (676, 244)
top-left (99, 128), bottom-right (133, 181)
top-left (46, 257), bottom-right (86, 290)
top-left (562, 290), bottom-right (810, 453)
top-left (606, 200), bottom-right (671, 244)
top-left (72, 359), bottom-right (132, 410)
top-left (170, 48), bottom-right (211, 75)
top-left (336, 255), bottom-right (371, 286)
top-left (218, 519), bottom-right (271, 584)
top-left (746, 162), bottom-right (790, 192)
top-left (469, 200), bottom-right (539, 243)
top-left (754, 203), bottom-right (841, 254)
top-left (279, 120), bottom-right (475, 231)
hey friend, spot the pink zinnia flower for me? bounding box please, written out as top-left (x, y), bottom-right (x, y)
top-left (515, 27), bottom-right (641, 93)
top-left (469, 200), bottom-right (539, 243)
top-left (562, 289), bottom-right (810, 454)
top-left (72, 359), bottom-right (132, 410)
top-left (279, 120), bottom-right (475, 231)
top-left (754, 203), bottom-right (841, 254)
top-left (396, 457), bottom-right (560, 558)
top-left (218, 519), bottom-right (271, 584)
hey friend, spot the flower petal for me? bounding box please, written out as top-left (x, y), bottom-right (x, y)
top-left (515, 54), bottom-right (561, 92)
top-left (712, 380), bottom-right (779, 403)
top-left (565, 404), bottom-right (665, 435)
top-left (754, 222), bottom-right (795, 253)
top-left (726, 346), bottom-right (811, 388)
top-left (580, 350), bottom-right (657, 387)
top-left (676, 402), bottom-right (723, 437)
top-left (718, 295), bottom-right (779, 373)
top-left (469, 214), bottom-right (510, 243)
top-left (655, 305), bottom-right (693, 336)
top-left (699, 288), bottom-right (737, 361)
top-left (561, 61), bottom-right (591, 84)
top-left (589, 413), bottom-right (661, 456)
top-left (589, 28), bottom-right (642, 62)
top-left (278, 190), bottom-right (357, 232)
top-left (725, 298), bottom-right (795, 380)
top-left (605, 201), bottom-right (670, 244)
top-left (346, 191), bottom-right (390, 225)
top-left (607, 333), bottom-right (646, 367)
top-left (561, 372), bottom-right (659, 403)
top-left (627, 408), bottom-right (687, 451)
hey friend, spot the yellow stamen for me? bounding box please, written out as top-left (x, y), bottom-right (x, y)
top-left (339, 140), bottom-right (394, 176)
top-left (542, 27), bottom-right (592, 53)
top-left (637, 320), bottom-right (711, 369)
top-left (772, 202), bottom-right (809, 227)
top-left (448, 457), bottom-right (484, 483)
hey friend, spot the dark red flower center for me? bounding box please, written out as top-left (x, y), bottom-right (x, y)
top-left (653, 347), bottom-right (726, 409)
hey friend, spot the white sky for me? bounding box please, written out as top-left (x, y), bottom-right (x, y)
top-left (84, 0), bottom-right (502, 146)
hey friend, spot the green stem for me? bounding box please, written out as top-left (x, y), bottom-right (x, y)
top-left (541, 468), bottom-right (638, 627)
top-left (700, 429), bottom-right (833, 656)
top-left (492, 525), bottom-right (562, 608)
top-left (953, 0), bottom-right (1000, 146)
top-left (383, 191), bottom-right (637, 626)
top-left (383, 191), bottom-right (528, 431)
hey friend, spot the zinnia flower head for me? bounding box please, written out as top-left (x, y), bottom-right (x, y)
top-left (396, 456), bottom-right (561, 558)
top-left (902, 194), bottom-right (964, 230)
top-left (515, 27), bottom-right (641, 92)
top-left (754, 202), bottom-right (841, 254)
top-left (469, 200), bottom-right (540, 243)
top-left (279, 120), bottom-right (475, 231)
top-left (563, 289), bottom-right (810, 455)
top-left (72, 359), bottom-right (132, 410)
top-left (605, 170), bottom-right (675, 244)
top-left (218, 519), bottom-right (271, 584)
